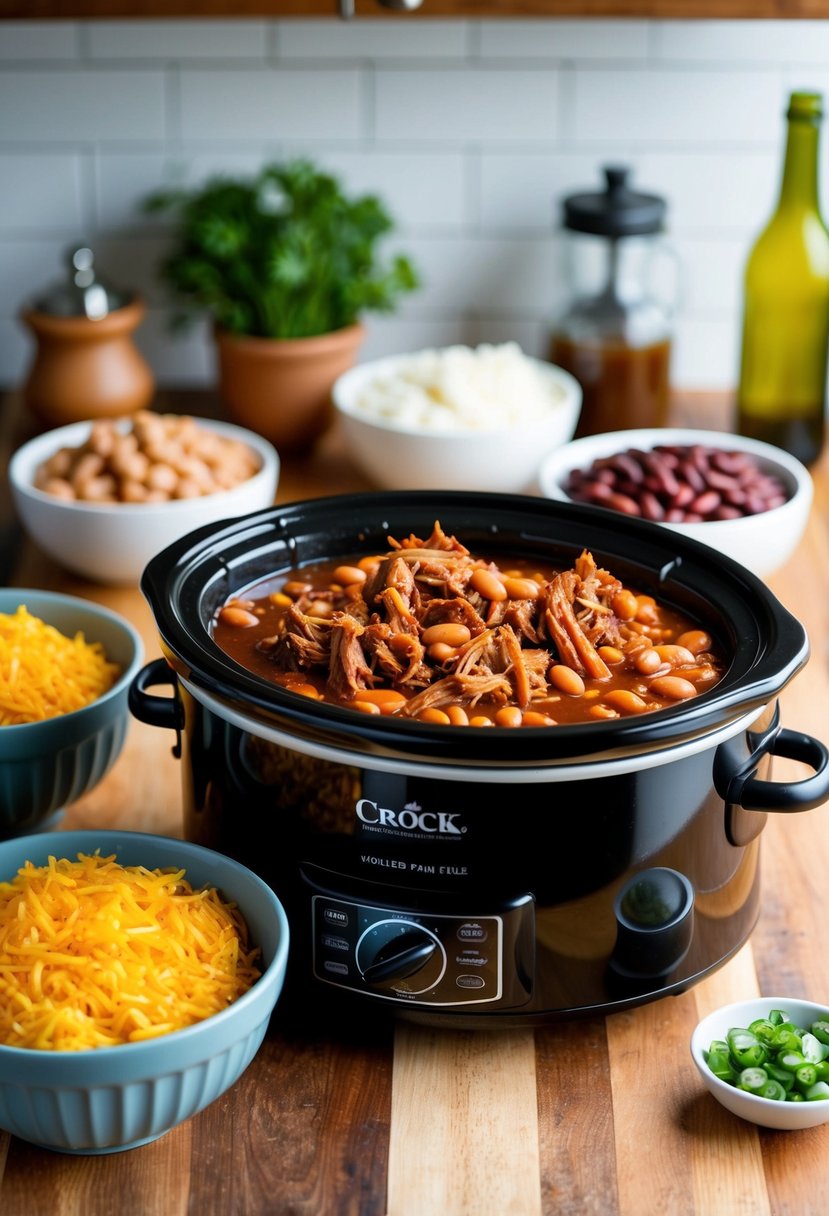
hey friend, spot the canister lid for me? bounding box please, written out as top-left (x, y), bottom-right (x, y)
top-left (562, 166), bottom-right (667, 238)
top-left (30, 246), bottom-right (131, 319)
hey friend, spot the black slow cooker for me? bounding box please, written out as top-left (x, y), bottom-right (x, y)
top-left (131, 492), bottom-right (829, 1027)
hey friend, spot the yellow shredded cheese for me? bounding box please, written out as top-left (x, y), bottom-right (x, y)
top-left (0, 851), bottom-right (261, 1051)
top-left (0, 605), bottom-right (121, 726)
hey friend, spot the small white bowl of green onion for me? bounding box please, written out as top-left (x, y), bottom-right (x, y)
top-left (691, 997), bottom-right (829, 1130)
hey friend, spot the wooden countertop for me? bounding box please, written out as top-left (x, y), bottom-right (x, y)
top-left (2, 389), bottom-right (829, 1215)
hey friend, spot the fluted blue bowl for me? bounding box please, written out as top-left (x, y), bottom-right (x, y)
top-left (0, 830), bottom-right (290, 1153)
top-left (0, 589), bottom-right (143, 837)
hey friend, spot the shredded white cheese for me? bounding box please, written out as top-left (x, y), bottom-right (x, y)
top-left (351, 343), bottom-right (567, 432)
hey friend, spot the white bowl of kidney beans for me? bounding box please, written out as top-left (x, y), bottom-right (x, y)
top-left (537, 428), bottom-right (813, 578)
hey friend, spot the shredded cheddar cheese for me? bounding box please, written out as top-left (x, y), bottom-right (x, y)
top-left (0, 605), bottom-right (121, 726)
top-left (0, 852), bottom-right (261, 1051)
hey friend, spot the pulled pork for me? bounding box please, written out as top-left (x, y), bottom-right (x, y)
top-left (259, 521), bottom-right (633, 718)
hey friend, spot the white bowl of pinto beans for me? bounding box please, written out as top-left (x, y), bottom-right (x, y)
top-left (9, 412), bottom-right (280, 586)
top-left (537, 428), bottom-right (813, 579)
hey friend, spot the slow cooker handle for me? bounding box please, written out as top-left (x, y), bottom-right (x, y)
top-left (128, 658), bottom-right (184, 758)
top-left (725, 728), bottom-right (829, 813)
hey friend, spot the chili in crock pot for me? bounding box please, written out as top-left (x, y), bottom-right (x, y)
top-left (211, 521), bottom-right (724, 727)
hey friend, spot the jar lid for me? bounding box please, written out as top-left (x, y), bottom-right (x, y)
top-left (30, 246), bottom-right (131, 319)
top-left (561, 166), bottom-right (667, 238)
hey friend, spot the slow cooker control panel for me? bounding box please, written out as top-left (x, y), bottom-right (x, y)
top-left (311, 894), bottom-right (533, 1008)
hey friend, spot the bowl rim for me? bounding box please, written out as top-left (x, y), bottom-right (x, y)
top-left (332, 348), bottom-right (583, 440)
top-left (0, 588), bottom-right (144, 734)
top-left (537, 426), bottom-right (813, 524)
top-left (9, 416), bottom-right (280, 517)
top-left (690, 994), bottom-right (829, 1111)
top-left (0, 828), bottom-right (290, 1062)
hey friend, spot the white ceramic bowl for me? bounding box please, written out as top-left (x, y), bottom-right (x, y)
top-left (0, 829), bottom-right (290, 1154)
top-left (537, 428), bottom-right (812, 579)
top-left (332, 348), bottom-right (582, 493)
top-left (691, 997), bottom-right (829, 1131)
top-left (9, 417), bottom-right (280, 586)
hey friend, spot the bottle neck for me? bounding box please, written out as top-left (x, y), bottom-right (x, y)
top-left (777, 114), bottom-right (821, 211)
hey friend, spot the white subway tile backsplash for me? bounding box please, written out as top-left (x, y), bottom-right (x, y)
top-left (571, 68), bottom-right (782, 145)
top-left (1, 237), bottom-right (82, 316)
top-left (179, 68), bottom-right (363, 141)
top-left (672, 316), bottom-right (741, 393)
top-left (0, 153), bottom-right (83, 231)
top-left (303, 148), bottom-right (467, 228)
top-left (0, 19), bottom-right (824, 393)
top-left (96, 150), bottom-right (272, 230)
top-left (87, 20), bottom-right (270, 61)
top-left (672, 235), bottom-right (745, 314)
top-left (133, 311), bottom-right (213, 386)
top-left (0, 70), bottom-right (166, 142)
top-left (653, 20), bottom-right (829, 66)
top-left (0, 21), bottom-right (78, 61)
top-left (375, 68), bottom-right (560, 144)
top-left (405, 234), bottom-right (558, 314)
top-left (0, 318), bottom-right (30, 385)
top-left (478, 20), bottom-right (650, 61)
top-left (637, 150), bottom-right (778, 234)
top-left (276, 20), bottom-right (468, 61)
top-left (479, 151), bottom-right (645, 232)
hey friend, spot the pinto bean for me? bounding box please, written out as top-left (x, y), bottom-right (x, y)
top-left (634, 647), bottom-right (666, 675)
top-left (495, 706), bottom-right (524, 728)
top-left (503, 577), bottom-right (541, 600)
top-left (549, 664), bottom-right (585, 696)
top-left (470, 568), bottom-right (508, 601)
top-left (418, 708), bottom-right (451, 725)
top-left (649, 675), bottom-right (697, 700)
top-left (653, 644), bottom-right (696, 668)
top-left (676, 629), bottom-right (713, 655)
top-left (602, 689), bottom-right (649, 715)
top-left (333, 565), bottom-right (367, 587)
top-left (422, 623), bottom-right (472, 648)
top-left (446, 705), bottom-right (470, 726)
top-left (354, 689), bottom-right (407, 713)
top-left (612, 589), bottom-right (639, 621)
top-left (521, 710), bottom-right (556, 726)
top-left (218, 606), bottom-right (260, 628)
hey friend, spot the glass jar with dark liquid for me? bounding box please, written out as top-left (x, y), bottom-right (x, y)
top-left (549, 167), bottom-right (678, 437)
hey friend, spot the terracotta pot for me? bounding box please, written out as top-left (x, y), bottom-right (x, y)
top-left (214, 323), bottom-right (365, 455)
top-left (20, 297), bottom-right (155, 428)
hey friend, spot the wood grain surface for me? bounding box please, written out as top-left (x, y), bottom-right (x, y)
top-left (1, 388), bottom-right (829, 1215)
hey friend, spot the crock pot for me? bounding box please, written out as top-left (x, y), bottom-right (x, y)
top-left (131, 491), bottom-right (829, 1027)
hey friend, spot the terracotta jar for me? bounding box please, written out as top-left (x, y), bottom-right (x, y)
top-left (19, 246), bottom-right (154, 428)
top-left (21, 298), bottom-right (155, 428)
top-left (214, 323), bottom-right (365, 455)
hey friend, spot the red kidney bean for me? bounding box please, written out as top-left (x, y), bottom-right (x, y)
top-left (562, 443), bottom-right (791, 524)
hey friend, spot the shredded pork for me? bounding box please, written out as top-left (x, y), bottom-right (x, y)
top-left (258, 521), bottom-right (634, 717)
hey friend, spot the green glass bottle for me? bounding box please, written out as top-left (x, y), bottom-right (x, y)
top-left (737, 91), bottom-right (829, 465)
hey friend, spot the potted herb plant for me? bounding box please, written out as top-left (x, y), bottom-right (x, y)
top-left (143, 160), bottom-right (419, 453)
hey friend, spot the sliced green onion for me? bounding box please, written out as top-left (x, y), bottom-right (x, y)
top-left (738, 1067), bottom-right (768, 1093)
top-left (810, 1019), bottom-right (829, 1046)
top-left (795, 1064), bottom-right (818, 1092)
top-left (704, 1007), bottom-right (829, 1104)
top-left (727, 1028), bottom-right (767, 1068)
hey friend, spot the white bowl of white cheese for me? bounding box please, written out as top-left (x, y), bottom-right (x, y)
top-left (332, 342), bottom-right (582, 493)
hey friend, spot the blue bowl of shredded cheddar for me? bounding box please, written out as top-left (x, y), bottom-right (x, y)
top-left (0, 589), bottom-right (143, 837)
top-left (0, 829), bottom-right (290, 1153)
